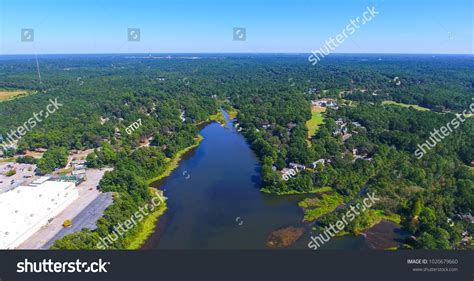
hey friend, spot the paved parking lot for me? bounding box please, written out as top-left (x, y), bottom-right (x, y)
top-left (42, 192), bottom-right (113, 249)
top-left (17, 168), bottom-right (114, 249)
top-left (0, 162), bottom-right (36, 193)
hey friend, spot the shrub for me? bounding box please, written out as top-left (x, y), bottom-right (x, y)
top-left (5, 169), bottom-right (16, 177)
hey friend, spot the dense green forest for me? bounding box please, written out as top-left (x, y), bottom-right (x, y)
top-left (0, 54), bottom-right (472, 249)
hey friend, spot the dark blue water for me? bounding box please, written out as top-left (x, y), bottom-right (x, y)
top-left (144, 111), bottom-right (368, 249)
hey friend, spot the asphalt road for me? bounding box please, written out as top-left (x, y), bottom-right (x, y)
top-left (42, 192), bottom-right (113, 249)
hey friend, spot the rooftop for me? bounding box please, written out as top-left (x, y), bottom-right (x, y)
top-left (0, 181), bottom-right (77, 249)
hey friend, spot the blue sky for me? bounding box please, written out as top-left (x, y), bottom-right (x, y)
top-left (0, 0), bottom-right (472, 54)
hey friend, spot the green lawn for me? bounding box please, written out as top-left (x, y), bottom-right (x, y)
top-left (382, 100), bottom-right (430, 111)
top-left (306, 107), bottom-right (325, 138)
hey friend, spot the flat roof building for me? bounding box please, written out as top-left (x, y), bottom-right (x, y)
top-left (0, 181), bottom-right (78, 249)
top-left (30, 176), bottom-right (51, 186)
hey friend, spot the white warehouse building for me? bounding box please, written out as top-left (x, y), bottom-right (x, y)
top-left (0, 181), bottom-right (78, 249)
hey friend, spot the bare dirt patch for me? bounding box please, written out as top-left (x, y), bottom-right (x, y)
top-left (266, 226), bottom-right (306, 248)
top-left (0, 90), bottom-right (33, 102)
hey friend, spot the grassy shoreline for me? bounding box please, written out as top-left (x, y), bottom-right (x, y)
top-left (125, 108), bottom-right (239, 248)
top-left (145, 135), bottom-right (204, 185)
top-left (208, 111), bottom-right (226, 126)
top-left (206, 107), bottom-right (239, 127)
top-left (299, 193), bottom-right (344, 222)
top-left (227, 108), bottom-right (238, 120)
top-left (352, 212), bottom-right (401, 235)
top-left (125, 135), bottom-right (204, 249)
top-left (125, 188), bottom-right (168, 249)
